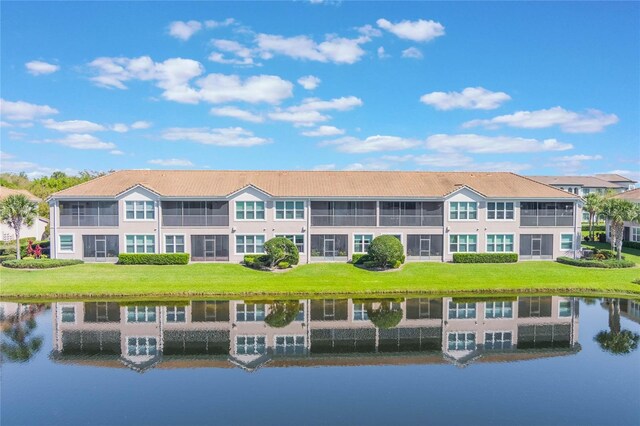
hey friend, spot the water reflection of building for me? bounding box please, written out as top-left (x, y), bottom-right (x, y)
top-left (50, 296), bottom-right (580, 372)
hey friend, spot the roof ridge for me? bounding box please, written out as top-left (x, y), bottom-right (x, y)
top-left (508, 172), bottom-right (581, 199)
top-left (48, 170), bottom-right (123, 199)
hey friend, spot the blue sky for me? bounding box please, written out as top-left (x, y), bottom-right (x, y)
top-left (1, 1), bottom-right (638, 179)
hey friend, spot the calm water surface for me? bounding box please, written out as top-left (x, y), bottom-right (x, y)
top-left (1, 295), bottom-right (639, 426)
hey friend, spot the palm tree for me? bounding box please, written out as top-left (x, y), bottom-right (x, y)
top-left (0, 194), bottom-right (38, 260)
top-left (594, 299), bottom-right (640, 355)
top-left (601, 198), bottom-right (640, 260)
top-left (1, 304), bottom-right (44, 363)
top-left (583, 193), bottom-right (604, 241)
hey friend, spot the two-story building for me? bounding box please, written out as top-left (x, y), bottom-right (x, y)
top-left (605, 188), bottom-right (640, 243)
top-left (47, 170), bottom-right (582, 263)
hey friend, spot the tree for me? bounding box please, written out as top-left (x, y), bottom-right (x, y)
top-left (601, 198), bottom-right (640, 260)
top-left (264, 301), bottom-right (301, 328)
top-left (1, 304), bottom-right (44, 363)
top-left (367, 235), bottom-right (404, 269)
top-left (366, 301), bottom-right (403, 329)
top-left (583, 193), bottom-right (604, 241)
top-left (594, 299), bottom-right (640, 355)
top-left (0, 194), bottom-right (38, 260)
top-left (263, 237), bottom-right (299, 268)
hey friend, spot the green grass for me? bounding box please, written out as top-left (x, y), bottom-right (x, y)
top-left (2, 252), bottom-right (639, 300)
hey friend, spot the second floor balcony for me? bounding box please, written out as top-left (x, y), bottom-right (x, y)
top-left (59, 201), bottom-right (119, 227)
top-left (162, 201), bottom-right (229, 227)
top-left (310, 201), bottom-right (376, 227)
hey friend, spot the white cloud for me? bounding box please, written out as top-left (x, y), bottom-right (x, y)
top-left (256, 33), bottom-right (369, 64)
top-left (111, 123), bottom-right (129, 133)
top-left (0, 151), bottom-right (14, 160)
top-left (425, 134), bottom-right (573, 153)
top-left (463, 107), bottom-right (619, 133)
top-left (312, 163), bottom-right (337, 171)
top-left (25, 60), bottom-right (60, 75)
top-left (291, 96), bottom-right (363, 112)
top-left (268, 110), bottom-right (329, 127)
top-left (301, 125), bottom-right (345, 137)
top-left (168, 20), bottom-right (202, 41)
top-left (357, 24), bottom-right (382, 38)
top-left (0, 99), bottom-right (58, 121)
top-left (197, 74), bottom-right (293, 104)
top-left (110, 150), bottom-right (125, 155)
top-left (599, 169), bottom-right (640, 183)
top-left (420, 87), bottom-right (511, 110)
top-left (376, 18), bottom-right (445, 42)
top-left (46, 134), bottom-right (117, 150)
top-left (377, 46), bottom-right (390, 59)
top-left (401, 47), bottom-right (423, 59)
top-left (383, 153), bottom-right (531, 172)
top-left (550, 154), bottom-right (603, 173)
top-left (297, 75), bottom-right (321, 90)
top-left (131, 120), bottom-right (152, 129)
top-left (209, 39), bottom-right (256, 66)
top-left (42, 118), bottom-right (106, 133)
top-left (161, 127), bottom-right (269, 147)
top-left (204, 18), bottom-right (235, 29)
top-left (210, 106), bottom-right (264, 123)
top-left (344, 161), bottom-right (390, 171)
top-left (321, 135), bottom-right (422, 153)
top-left (8, 131), bottom-right (27, 140)
top-left (0, 121), bottom-right (12, 127)
top-left (0, 158), bottom-right (78, 178)
top-left (148, 158), bottom-right (194, 166)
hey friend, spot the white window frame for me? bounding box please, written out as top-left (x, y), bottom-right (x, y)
top-left (353, 303), bottom-right (369, 321)
top-left (125, 234), bottom-right (156, 254)
top-left (235, 201), bottom-right (266, 221)
top-left (486, 234), bottom-right (515, 253)
top-left (448, 302), bottom-right (477, 319)
top-left (560, 234), bottom-right (574, 251)
top-left (275, 234), bottom-right (305, 253)
top-left (274, 335), bottom-right (306, 355)
top-left (164, 234), bottom-right (186, 254)
top-left (449, 201), bottom-right (478, 221)
top-left (447, 332), bottom-right (476, 351)
top-left (484, 301), bottom-right (513, 319)
top-left (484, 331), bottom-right (513, 350)
top-left (58, 234), bottom-right (75, 253)
top-left (166, 306), bottom-right (186, 323)
top-left (234, 234), bottom-right (266, 255)
top-left (124, 201), bottom-right (155, 221)
top-left (126, 336), bottom-right (157, 356)
top-left (448, 234), bottom-right (478, 254)
top-left (126, 306), bottom-right (157, 323)
top-left (236, 303), bottom-right (266, 322)
top-left (631, 227), bottom-right (640, 243)
top-left (59, 305), bottom-right (76, 324)
top-left (235, 335), bottom-right (266, 355)
top-left (486, 201), bottom-right (515, 221)
top-left (274, 200), bottom-right (305, 221)
top-left (353, 233), bottom-right (374, 254)
top-left (558, 300), bottom-right (572, 318)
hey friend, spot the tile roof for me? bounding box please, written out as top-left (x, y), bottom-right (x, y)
top-left (528, 175), bottom-right (621, 188)
top-left (613, 188), bottom-right (640, 201)
top-left (50, 170), bottom-right (579, 199)
top-left (0, 186), bottom-right (41, 202)
top-left (595, 173), bottom-right (637, 183)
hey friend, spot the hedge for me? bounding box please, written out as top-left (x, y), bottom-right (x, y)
top-left (243, 254), bottom-right (271, 269)
top-left (117, 253), bottom-right (190, 265)
top-left (0, 254), bottom-right (16, 262)
top-left (351, 253), bottom-right (372, 264)
top-left (20, 240), bottom-right (50, 258)
top-left (453, 253), bottom-right (518, 263)
top-left (556, 256), bottom-right (635, 269)
top-left (2, 259), bottom-right (84, 269)
top-left (623, 241), bottom-right (640, 250)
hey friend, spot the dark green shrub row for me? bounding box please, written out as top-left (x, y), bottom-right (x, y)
top-left (557, 257), bottom-right (635, 269)
top-left (453, 253), bottom-right (518, 263)
top-left (2, 259), bottom-right (84, 269)
top-left (0, 254), bottom-right (16, 262)
top-left (581, 224), bottom-right (605, 232)
top-left (243, 254), bottom-right (271, 269)
top-left (117, 253), bottom-right (190, 265)
top-left (351, 253), bottom-right (372, 264)
top-left (623, 241), bottom-right (640, 250)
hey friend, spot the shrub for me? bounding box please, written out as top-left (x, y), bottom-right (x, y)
top-left (20, 240), bottom-right (50, 258)
top-left (264, 301), bottom-right (300, 328)
top-left (362, 260), bottom-right (379, 269)
top-left (243, 254), bottom-right (271, 269)
top-left (392, 260), bottom-right (402, 269)
top-left (2, 259), bottom-right (83, 269)
top-left (453, 253), bottom-right (518, 263)
top-left (367, 235), bottom-right (404, 269)
top-left (117, 253), bottom-right (189, 265)
top-left (366, 302), bottom-right (403, 329)
top-left (264, 237), bottom-right (299, 267)
top-left (352, 253), bottom-right (373, 265)
top-left (624, 241), bottom-right (640, 250)
top-left (243, 255), bottom-right (256, 266)
top-left (556, 257), bottom-right (635, 269)
top-left (277, 261), bottom-right (290, 269)
top-left (0, 254), bottom-right (15, 262)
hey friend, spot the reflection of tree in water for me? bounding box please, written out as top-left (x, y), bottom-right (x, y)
top-left (366, 301), bottom-right (403, 329)
top-left (264, 301), bottom-right (300, 328)
top-left (1, 304), bottom-right (45, 363)
top-left (595, 299), bottom-right (639, 355)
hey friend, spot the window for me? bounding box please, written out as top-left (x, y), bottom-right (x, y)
top-left (560, 234), bottom-right (574, 250)
top-left (127, 337), bottom-right (157, 356)
top-left (235, 201), bottom-right (265, 220)
top-left (276, 234), bottom-right (304, 253)
top-left (449, 202), bottom-right (477, 220)
top-left (126, 306), bottom-right (157, 323)
top-left (126, 235), bottom-right (155, 253)
top-left (487, 202), bottom-right (514, 220)
top-left (275, 335), bottom-right (305, 355)
top-left (485, 332), bottom-right (512, 350)
top-left (485, 302), bottom-right (513, 319)
top-left (559, 301), bottom-right (572, 317)
top-left (353, 303), bottom-right (369, 321)
top-left (449, 235), bottom-right (477, 253)
top-left (236, 335), bottom-right (266, 355)
top-left (275, 201), bottom-right (304, 220)
top-left (61, 306), bottom-right (75, 323)
top-left (165, 235), bottom-right (185, 253)
top-left (631, 227), bottom-right (640, 242)
top-left (447, 332), bottom-right (476, 351)
top-left (236, 303), bottom-right (266, 322)
top-left (353, 234), bottom-right (373, 253)
top-left (486, 234), bottom-right (514, 252)
top-left (125, 201), bottom-right (154, 220)
top-left (59, 235), bottom-right (74, 252)
top-left (235, 235), bottom-right (265, 254)
top-left (448, 302), bottom-right (476, 319)
top-left (166, 306), bottom-right (186, 323)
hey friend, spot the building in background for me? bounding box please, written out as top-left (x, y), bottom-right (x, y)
top-left (605, 188), bottom-right (640, 243)
top-left (0, 187), bottom-right (48, 242)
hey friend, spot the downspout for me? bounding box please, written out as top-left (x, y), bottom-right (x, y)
top-left (51, 200), bottom-right (57, 259)
top-left (574, 200), bottom-right (579, 259)
top-left (306, 198), bottom-right (311, 264)
top-left (156, 200), bottom-right (162, 254)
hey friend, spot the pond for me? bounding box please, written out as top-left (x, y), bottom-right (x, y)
top-left (1, 295), bottom-right (639, 425)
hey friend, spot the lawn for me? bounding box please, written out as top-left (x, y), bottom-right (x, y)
top-left (1, 250), bottom-right (639, 299)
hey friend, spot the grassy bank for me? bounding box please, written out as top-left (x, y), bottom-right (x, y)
top-left (2, 257), bottom-right (639, 299)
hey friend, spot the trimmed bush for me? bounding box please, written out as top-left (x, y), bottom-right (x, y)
top-left (557, 256), bottom-right (635, 269)
top-left (264, 237), bottom-right (299, 267)
top-left (2, 259), bottom-right (83, 269)
top-left (453, 253), bottom-right (518, 263)
top-left (264, 301), bottom-right (301, 328)
top-left (392, 260), bottom-right (402, 269)
top-left (117, 253), bottom-right (189, 265)
top-left (362, 260), bottom-right (379, 269)
top-left (624, 241), bottom-right (640, 250)
top-left (243, 254), bottom-right (271, 270)
top-left (352, 253), bottom-right (373, 265)
top-left (0, 254), bottom-right (16, 262)
top-left (20, 240), bottom-right (50, 258)
top-left (367, 235), bottom-right (404, 269)
top-left (277, 261), bottom-right (290, 269)
top-left (366, 302), bottom-right (403, 329)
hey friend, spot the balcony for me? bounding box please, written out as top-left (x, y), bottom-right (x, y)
top-left (310, 215), bottom-right (376, 227)
top-left (162, 215), bottom-right (229, 227)
top-left (60, 215), bottom-right (119, 227)
top-left (379, 215), bottom-right (443, 227)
